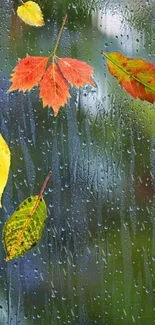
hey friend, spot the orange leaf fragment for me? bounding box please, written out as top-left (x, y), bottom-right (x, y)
top-left (39, 62), bottom-right (71, 116)
top-left (8, 55), bottom-right (48, 92)
top-left (103, 52), bottom-right (155, 103)
top-left (57, 58), bottom-right (95, 87)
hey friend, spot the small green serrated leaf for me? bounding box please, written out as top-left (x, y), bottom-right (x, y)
top-left (3, 195), bottom-right (47, 261)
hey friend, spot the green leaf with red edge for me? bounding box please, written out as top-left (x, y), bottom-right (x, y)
top-left (3, 171), bottom-right (51, 261)
top-left (8, 55), bottom-right (48, 92)
top-left (103, 52), bottom-right (155, 103)
top-left (3, 195), bottom-right (47, 261)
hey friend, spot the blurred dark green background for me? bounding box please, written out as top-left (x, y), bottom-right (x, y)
top-left (1, 0), bottom-right (155, 324)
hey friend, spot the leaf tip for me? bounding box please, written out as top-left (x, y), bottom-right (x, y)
top-left (53, 110), bottom-right (58, 117)
top-left (7, 86), bottom-right (13, 93)
top-left (91, 79), bottom-right (96, 87)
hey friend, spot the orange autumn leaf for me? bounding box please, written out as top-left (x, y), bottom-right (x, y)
top-left (39, 62), bottom-right (71, 116)
top-left (57, 58), bottom-right (95, 87)
top-left (102, 52), bottom-right (155, 103)
top-left (8, 55), bottom-right (95, 116)
top-left (8, 55), bottom-right (48, 92)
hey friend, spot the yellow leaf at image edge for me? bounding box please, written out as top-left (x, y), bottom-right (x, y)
top-left (17, 1), bottom-right (44, 27)
top-left (0, 134), bottom-right (11, 208)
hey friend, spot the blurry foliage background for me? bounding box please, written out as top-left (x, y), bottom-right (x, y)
top-left (1, 0), bottom-right (155, 324)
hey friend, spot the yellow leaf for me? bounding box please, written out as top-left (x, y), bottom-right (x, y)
top-left (17, 1), bottom-right (44, 27)
top-left (0, 135), bottom-right (11, 208)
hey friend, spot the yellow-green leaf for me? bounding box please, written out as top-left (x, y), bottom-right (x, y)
top-left (3, 195), bottom-right (47, 261)
top-left (17, 1), bottom-right (44, 27)
top-left (0, 134), bottom-right (11, 208)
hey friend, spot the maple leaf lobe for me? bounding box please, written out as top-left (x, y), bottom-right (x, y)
top-left (58, 58), bottom-right (95, 88)
top-left (39, 62), bottom-right (71, 116)
top-left (8, 55), bottom-right (48, 92)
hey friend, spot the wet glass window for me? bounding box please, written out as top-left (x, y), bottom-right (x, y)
top-left (1, 0), bottom-right (155, 324)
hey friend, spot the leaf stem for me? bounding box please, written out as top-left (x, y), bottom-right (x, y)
top-left (39, 171), bottom-right (52, 198)
top-left (48, 15), bottom-right (67, 61)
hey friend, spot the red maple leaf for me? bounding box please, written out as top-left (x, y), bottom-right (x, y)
top-left (8, 15), bottom-right (95, 116)
top-left (8, 55), bottom-right (95, 116)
